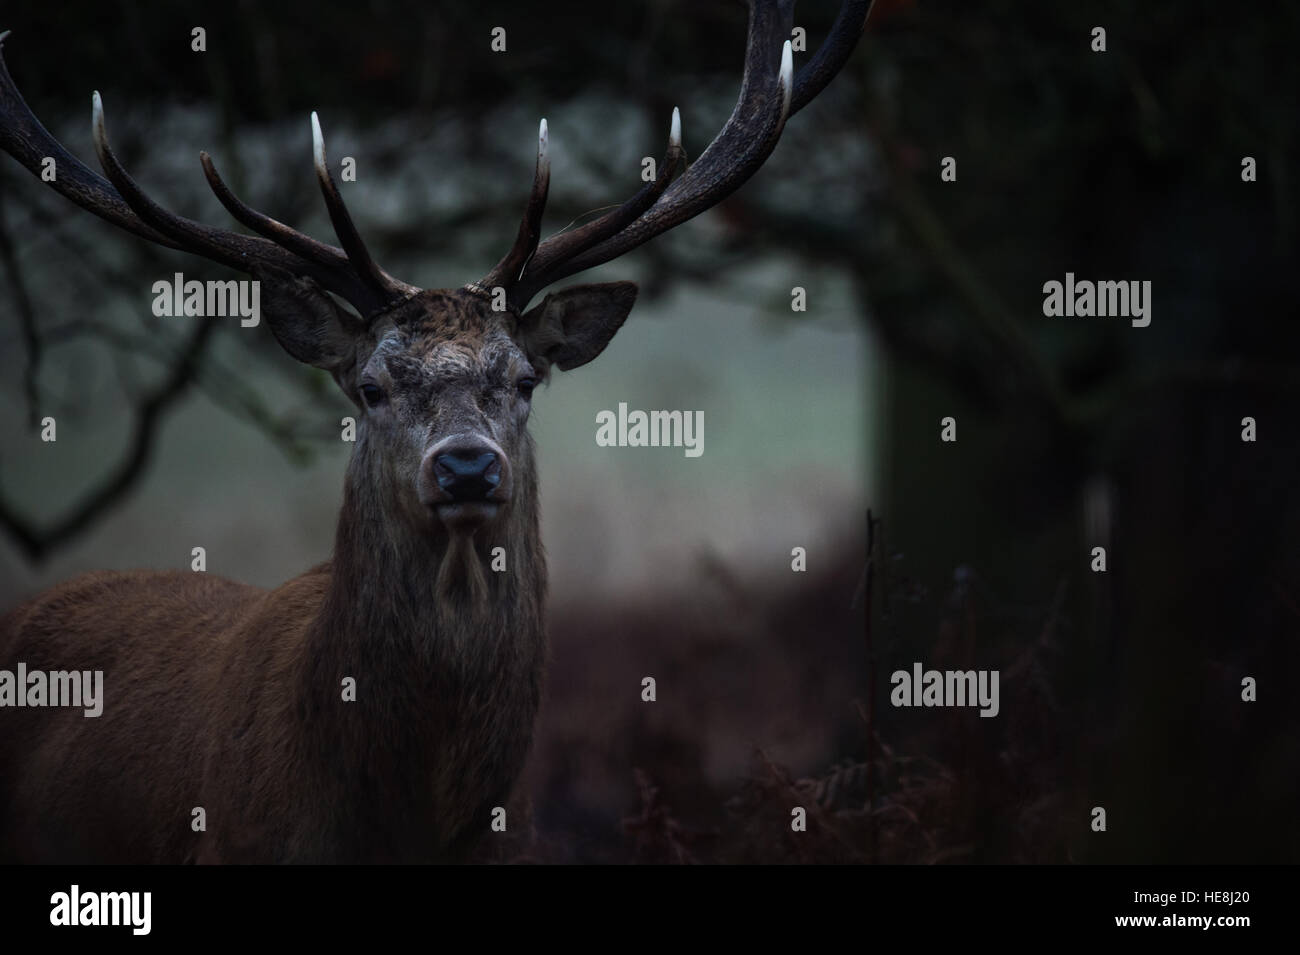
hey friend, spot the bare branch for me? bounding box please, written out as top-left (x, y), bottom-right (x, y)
top-left (0, 185), bottom-right (42, 427)
top-left (0, 315), bottom-right (218, 562)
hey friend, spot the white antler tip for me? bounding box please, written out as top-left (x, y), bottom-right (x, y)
top-left (91, 90), bottom-right (105, 143)
top-left (311, 111), bottom-right (327, 170)
top-left (536, 118), bottom-right (550, 173)
top-left (778, 41), bottom-right (794, 117)
top-left (670, 106), bottom-right (681, 148)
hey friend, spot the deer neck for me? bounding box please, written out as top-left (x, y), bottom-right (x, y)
top-left (321, 473), bottom-right (545, 655)
top-left (295, 449), bottom-right (548, 847)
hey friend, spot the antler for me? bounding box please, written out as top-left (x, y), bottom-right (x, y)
top-left (0, 30), bottom-right (416, 318)
top-left (486, 0), bottom-right (873, 309)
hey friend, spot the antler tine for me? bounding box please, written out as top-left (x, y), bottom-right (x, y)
top-left (509, 107), bottom-right (685, 307)
top-left (0, 32), bottom-right (413, 317)
top-left (200, 117), bottom-right (419, 305)
top-left (310, 112), bottom-right (413, 303)
top-left (481, 118), bottom-right (552, 293)
top-left (501, 0), bottom-right (872, 306)
top-left (500, 0), bottom-right (795, 299)
top-left (200, 150), bottom-right (356, 276)
top-left (90, 95), bottom-right (409, 315)
top-left (89, 92), bottom-right (248, 272)
top-left (90, 92), bottom-right (398, 314)
top-left (0, 33), bottom-right (176, 249)
top-left (791, 0), bottom-right (872, 114)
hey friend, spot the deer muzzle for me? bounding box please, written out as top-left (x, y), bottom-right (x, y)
top-left (419, 435), bottom-right (511, 530)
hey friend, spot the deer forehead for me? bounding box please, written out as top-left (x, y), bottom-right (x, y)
top-left (370, 324), bottom-right (524, 389)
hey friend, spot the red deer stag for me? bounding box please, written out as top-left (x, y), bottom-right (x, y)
top-left (0, 0), bottom-right (871, 862)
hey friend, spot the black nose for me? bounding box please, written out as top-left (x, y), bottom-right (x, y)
top-left (433, 449), bottom-right (500, 502)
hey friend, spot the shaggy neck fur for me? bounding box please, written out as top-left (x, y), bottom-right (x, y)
top-left (294, 435), bottom-right (548, 860)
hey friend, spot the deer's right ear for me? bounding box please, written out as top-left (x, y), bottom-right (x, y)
top-left (252, 265), bottom-right (361, 372)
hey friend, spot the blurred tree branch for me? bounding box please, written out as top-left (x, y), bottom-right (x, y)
top-left (0, 191), bottom-right (42, 427)
top-left (0, 314), bottom-right (218, 562)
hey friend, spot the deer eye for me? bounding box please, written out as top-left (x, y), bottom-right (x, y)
top-left (516, 377), bottom-right (538, 400)
top-left (359, 383), bottom-right (386, 408)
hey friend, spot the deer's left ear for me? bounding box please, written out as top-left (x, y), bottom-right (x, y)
top-left (519, 281), bottom-right (637, 372)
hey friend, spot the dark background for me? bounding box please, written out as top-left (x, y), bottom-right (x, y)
top-left (1, 0), bottom-right (1297, 863)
